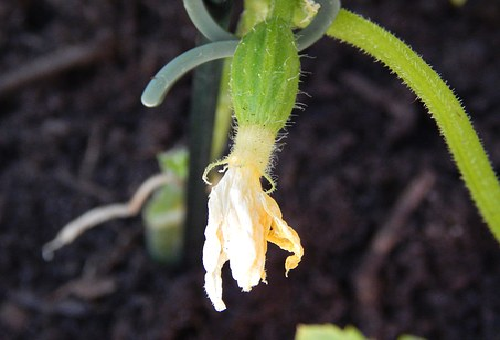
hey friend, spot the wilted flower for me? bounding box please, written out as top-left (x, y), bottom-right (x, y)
top-left (202, 126), bottom-right (303, 311)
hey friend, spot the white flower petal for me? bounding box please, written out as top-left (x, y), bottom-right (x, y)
top-left (202, 164), bottom-right (303, 311)
top-left (203, 177), bottom-right (228, 311)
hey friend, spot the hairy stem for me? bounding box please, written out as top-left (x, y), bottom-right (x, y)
top-left (327, 9), bottom-right (500, 242)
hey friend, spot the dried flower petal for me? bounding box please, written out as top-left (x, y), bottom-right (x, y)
top-left (203, 164), bottom-right (303, 311)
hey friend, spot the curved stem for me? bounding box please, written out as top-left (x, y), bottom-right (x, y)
top-left (327, 9), bottom-right (500, 242)
top-left (183, 0), bottom-right (237, 42)
top-left (142, 0), bottom-right (342, 108)
top-left (183, 0), bottom-right (341, 50)
top-left (296, 0), bottom-right (341, 51)
top-left (141, 40), bottom-right (238, 107)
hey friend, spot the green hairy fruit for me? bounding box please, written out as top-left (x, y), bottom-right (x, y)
top-left (231, 17), bottom-right (300, 134)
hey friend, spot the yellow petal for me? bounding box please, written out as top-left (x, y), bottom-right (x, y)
top-left (262, 194), bottom-right (304, 276)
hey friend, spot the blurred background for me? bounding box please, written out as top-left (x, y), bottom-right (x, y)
top-left (1, 0), bottom-right (499, 338)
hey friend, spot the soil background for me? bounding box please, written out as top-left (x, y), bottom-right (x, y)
top-left (1, 0), bottom-right (500, 339)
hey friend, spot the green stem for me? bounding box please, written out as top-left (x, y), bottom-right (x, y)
top-left (184, 45), bottom-right (224, 267)
top-left (184, 2), bottom-right (233, 267)
top-left (327, 9), bottom-right (500, 242)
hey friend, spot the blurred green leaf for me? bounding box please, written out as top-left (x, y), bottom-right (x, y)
top-left (295, 324), bottom-right (366, 340)
top-left (157, 148), bottom-right (189, 179)
top-left (398, 335), bottom-right (426, 340)
top-left (143, 147), bottom-right (188, 264)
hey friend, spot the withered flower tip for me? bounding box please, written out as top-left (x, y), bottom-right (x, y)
top-left (202, 126), bottom-right (303, 311)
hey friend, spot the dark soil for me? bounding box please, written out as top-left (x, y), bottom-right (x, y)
top-left (1, 0), bottom-right (500, 339)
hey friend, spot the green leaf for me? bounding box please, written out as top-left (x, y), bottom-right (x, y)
top-left (295, 324), bottom-right (367, 340)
